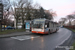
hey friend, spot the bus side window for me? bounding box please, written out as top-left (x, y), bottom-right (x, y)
top-left (55, 25), bottom-right (57, 27)
top-left (52, 23), bottom-right (53, 28)
top-left (45, 22), bottom-right (47, 28)
top-left (45, 21), bottom-right (49, 28)
top-left (54, 24), bottom-right (55, 27)
top-left (53, 23), bottom-right (54, 27)
top-left (49, 22), bottom-right (51, 28)
top-left (50, 22), bottom-right (52, 28)
top-left (47, 21), bottom-right (49, 28)
top-left (54, 23), bottom-right (55, 27)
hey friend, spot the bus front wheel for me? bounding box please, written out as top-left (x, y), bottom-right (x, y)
top-left (55, 29), bottom-right (57, 32)
top-left (48, 30), bottom-right (51, 34)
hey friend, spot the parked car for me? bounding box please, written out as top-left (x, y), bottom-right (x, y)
top-left (5, 26), bottom-right (15, 29)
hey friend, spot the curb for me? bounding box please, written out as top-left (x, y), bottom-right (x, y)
top-left (55, 28), bottom-right (73, 50)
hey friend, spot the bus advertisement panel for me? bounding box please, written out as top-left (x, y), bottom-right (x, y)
top-left (25, 22), bottom-right (30, 30)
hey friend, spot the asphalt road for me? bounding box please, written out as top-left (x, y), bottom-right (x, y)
top-left (0, 28), bottom-right (71, 50)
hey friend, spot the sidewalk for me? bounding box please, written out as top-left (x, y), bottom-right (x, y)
top-left (0, 31), bottom-right (31, 38)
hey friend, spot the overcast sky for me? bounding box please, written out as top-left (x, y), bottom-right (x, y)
top-left (33, 0), bottom-right (75, 22)
top-left (4, 0), bottom-right (75, 22)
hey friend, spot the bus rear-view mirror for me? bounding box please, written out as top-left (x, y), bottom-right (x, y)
top-left (45, 25), bottom-right (47, 28)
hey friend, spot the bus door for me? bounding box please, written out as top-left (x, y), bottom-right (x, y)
top-left (44, 20), bottom-right (49, 33)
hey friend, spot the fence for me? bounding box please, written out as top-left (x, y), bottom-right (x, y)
top-left (64, 25), bottom-right (75, 29)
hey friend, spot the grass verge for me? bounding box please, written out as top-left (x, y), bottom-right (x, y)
top-left (71, 41), bottom-right (75, 50)
top-left (0, 29), bottom-right (25, 35)
top-left (67, 28), bottom-right (75, 50)
top-left (71, 29), bottom-right (75, 32)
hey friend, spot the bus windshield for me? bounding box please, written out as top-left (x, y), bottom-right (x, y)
top-left (32, 19), bottom-right (45, 28)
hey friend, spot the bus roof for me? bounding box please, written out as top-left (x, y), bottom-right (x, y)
top-left (33, 18), bottom-right (58, 24)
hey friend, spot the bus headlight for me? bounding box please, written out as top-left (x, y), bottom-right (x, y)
top-left (32, 28), bottom-right (33, 31)
top-left (42, 29), bottom-right (44, 32)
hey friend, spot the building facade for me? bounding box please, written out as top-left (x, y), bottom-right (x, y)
top-left (0, 0), bottom-right (3, 31)
top-left (0, 0), bottom-right (3, 20)
top-left (15, 8), bottom-right (51, 28)
top-left (15, 8), bottom-right (35, 28)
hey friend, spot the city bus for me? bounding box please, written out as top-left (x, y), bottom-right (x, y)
top-left (31, 18), bottom-right (59, 34)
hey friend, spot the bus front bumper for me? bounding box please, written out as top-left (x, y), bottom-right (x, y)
top-left (32, 31), bottom-right (48, 34)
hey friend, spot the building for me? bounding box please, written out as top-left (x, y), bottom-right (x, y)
top-left (0, 0), bottom-right (3, 31)
top-left (0, 0), bottom-right (3, 20)
top-left (15, 8), bottom-right (51, 28)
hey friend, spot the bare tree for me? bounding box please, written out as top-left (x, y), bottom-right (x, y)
top-left (3, 0), bottom-right (12, 19)
top-left (15, 0), bottom-right (27, 29)
top-left (47, 9), bottom-right (57, 21)
top-left (1, 0), bottom-right (13, 30)
top-left (44, 9), bottom-right (57, 20)
top-left (33, 2), bottom-right (41, 9)
top-left (67, 15), bottom-right (75, 25)
top-left (49, 9), bottom-right (57, 17)
top-left (14, 0), bottom-right (33, 29)
top-left (32, 3), bottom-right (41, 19)
top-left (58, 21), bottom-right (63, 26)
top-left (60, 18), bottom-right (67, 25)
top-left (45, 10), bottom-right (53, 20)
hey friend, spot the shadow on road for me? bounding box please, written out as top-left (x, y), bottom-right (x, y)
top-left (25, 31), bottom-right (59, 37)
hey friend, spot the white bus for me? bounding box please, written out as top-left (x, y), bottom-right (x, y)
top-left (31, 18), bottom-right (59, 34)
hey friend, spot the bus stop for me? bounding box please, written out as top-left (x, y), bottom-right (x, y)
top-left (25, 20), bottom-right (32, 32)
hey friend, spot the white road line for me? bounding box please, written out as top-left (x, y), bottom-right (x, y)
top-left (11, 36), bottom-right (40, 41)
top-left (55, 31), bottom-right (72, 50)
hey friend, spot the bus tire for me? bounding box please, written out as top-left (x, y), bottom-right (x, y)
top-left (56, 29), bottom-right (57, 32)
top-left (48, 30), bottom-right (50, 34)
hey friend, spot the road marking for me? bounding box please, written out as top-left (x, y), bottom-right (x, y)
top-left (55, 31), bottom-right (72, 50)
top-left (11, 36), bottom-right (40, 41)
top-left (26, 31), bottom-right (30, 32)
